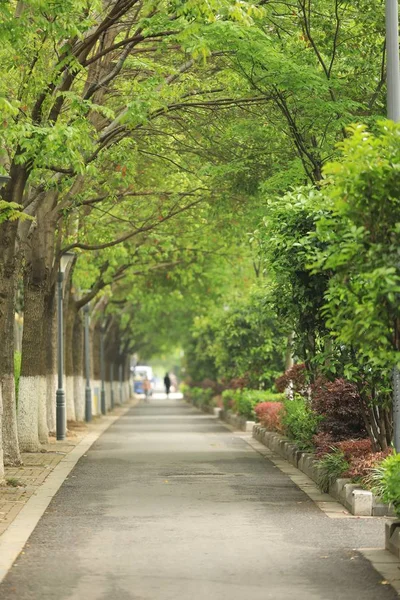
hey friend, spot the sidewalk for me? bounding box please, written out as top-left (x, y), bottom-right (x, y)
top-left (0, 404), bottom-right (131, 540)
top-left (0, 396), bottom-right (397, 600)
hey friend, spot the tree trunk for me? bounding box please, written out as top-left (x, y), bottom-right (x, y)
top-left (18, 280), bottom-right (46, 451)
top-left (65, 292), bottom-right (76, 423)
top-left (73, 310), bottom-right (85, 422)
top-left (0, 220), bottom-right (21, 467)
top-left (285, 332), bottom-right (294, 370)
top-left (92, 326), bottom-right (101, 415)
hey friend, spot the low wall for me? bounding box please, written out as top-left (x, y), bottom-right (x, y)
top-left (253, 424), bottom-right (395, 518)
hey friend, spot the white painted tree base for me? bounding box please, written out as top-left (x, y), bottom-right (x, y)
top-left (17, 376), bottom-right (41, 452)
top-left (46, 372), bottom-right (57, 434)
top-left (92, 380), bottom-right (101, 416)
top-left (74, 375), bottom-right (85, 422)
top-left (66, 376), bottom-right (76, 422)
top-left (105, 381), bottom-right (111, 411)
top-left (123, 381), bottom-right (131, 402)
top-left (37, 377), bottom-right (48, 444)
top-left (1, 374), bottom-right (21, 466)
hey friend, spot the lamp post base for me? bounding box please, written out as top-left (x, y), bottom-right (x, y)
top-left (85, 386), bottom-right (92, 422)
top-left (56, 389), bottom-right (66, 441)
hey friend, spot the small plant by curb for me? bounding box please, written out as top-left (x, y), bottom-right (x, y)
top-left (6, 478), bottom-right (24, 488)
top-left (317, 449), bottom-right (349, 493)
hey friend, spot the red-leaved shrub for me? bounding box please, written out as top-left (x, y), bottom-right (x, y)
top-left (311, 378), bottom-right (366, 440)
top-left (344, 448), bottom-right (393, 480)
top-left (255, 402), bottom-right (284, 432)
top-left (275, 363), bottom-right (307, 395)
top-left (313, 432), bottom-right (336, 457)
top-left (314, 436), bottom-right (372, 459)
top-left (335, 439), bottom-right (372, 460)
top-left (199, 379), bottom-right (226, 395)
top-left (223, 376), bottom-right (250, 390)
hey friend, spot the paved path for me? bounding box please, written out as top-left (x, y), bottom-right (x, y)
top-left (0, 398), bottom-right (397, 599)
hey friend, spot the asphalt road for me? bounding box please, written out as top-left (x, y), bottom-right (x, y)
top-left (0, 397), bottom-right (397, 600)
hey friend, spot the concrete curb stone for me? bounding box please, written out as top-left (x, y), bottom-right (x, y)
top-left (252, 425), bottom-right (395, 519)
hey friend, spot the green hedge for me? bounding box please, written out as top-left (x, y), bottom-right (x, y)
top-left (222, 388), bottom-right (285, 420)
top-left (281, 396), bottom-right (321, 451)
top-left (185, 386), bottom-right (214, 409)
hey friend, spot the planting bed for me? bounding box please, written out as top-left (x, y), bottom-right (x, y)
top-left (253, 424), bottom-right (395, 518)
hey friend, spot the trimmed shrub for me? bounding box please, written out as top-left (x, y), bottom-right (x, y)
top-left (255, 402), bottom-right (284, 432)
top-left (223, 389), bottom-right (286, 420)
top-left (222, 389), bottom-right (241, 411)
top-left (311, 378), bottom-right (366, 440)
top-left (185, 386), bottom-right (214, 408)
top-left (234, 390), bottom-right (259, 419)
top-left (345, 449), bottom-right (392, 481)
top-left (281, 397), bottom-right (321, 451)
top-left (315, 436), bottom-right (372, 459)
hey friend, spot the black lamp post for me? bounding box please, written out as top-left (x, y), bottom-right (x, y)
top-left (83, 303), bottom-right (92, 422)
top-left (56, 251), bottom-right (75, 441)
top-left (100, 322), bottom-right (106, 415)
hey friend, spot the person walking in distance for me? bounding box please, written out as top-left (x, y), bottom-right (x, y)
top-left (143, 376), bottom-right (151, 402)
top-left (164, 372), bottom-right (171, 397)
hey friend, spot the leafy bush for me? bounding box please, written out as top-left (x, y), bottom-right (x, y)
top-left (368, 453), bottom-right (400, 516)
top-left (275, 363), bottom-right (307, 395)
top-left (318, 449), bottom-right (349, 493)
top-left (223, 388), bottom-right (286, 419)
top-left (311, 378), bottom-right (366, 440)
top-left (281, 397), bottom-right (321, 451)
top-left (234, 390), bottom-right (260, 419)
top-left (255, 402), bottom-right (284, 432)
top-left (234, 390), bottom-right (284, 419)
top-left (336, 439), bottom-right (372, 460)
top-left (14, 351), bottom-right (21, 403)
top-left (347, 449), bottom-right (393, 482)
top-left (198, 379), bottom-right (227, 395)
top-left (185, 386), bottom-right (214, 408)
top-left (314, 435), bottom-right (372, 459)
top-left (222, 389), bottom-right (241, 411)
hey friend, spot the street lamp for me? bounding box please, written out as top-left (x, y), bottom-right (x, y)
top-left (386, 1), bottom-right (400, 450)
top-left (110, 363), bottom-right (115, 410)
top-left (83, 303), bottom-right (92, 422)
top-left (119, 344), bottom-right (123, 405)
top-left (100, 322), bottom-right (106, 415)
top-left (386, 1), bottom-right (400, 122)
top-left (56, 251), bottom-right (75, 441)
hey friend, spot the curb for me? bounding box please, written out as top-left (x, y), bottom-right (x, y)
top-left (0, 401), bottom-right (135, 584)
top-left (253, 424), bottom-right (395, 518)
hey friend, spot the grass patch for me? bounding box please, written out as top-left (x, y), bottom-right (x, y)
top-left (6, 477), bottom-right (24, 488)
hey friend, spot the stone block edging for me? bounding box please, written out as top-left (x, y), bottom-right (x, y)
top-left (218, 409), bottom-right (255, 432)
top-left (185, 398), bottom-right (255, 432)
top-left (386, 521), bottom-right (400, 558)
top-left (252, 424), bottom-right (395, 518)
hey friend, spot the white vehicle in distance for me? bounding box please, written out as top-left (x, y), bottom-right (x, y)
top-left (133, 365), bottom-right (154, 395)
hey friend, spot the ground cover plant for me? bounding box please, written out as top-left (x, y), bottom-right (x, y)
top-left (368, 453), bottom-right (400, 516)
